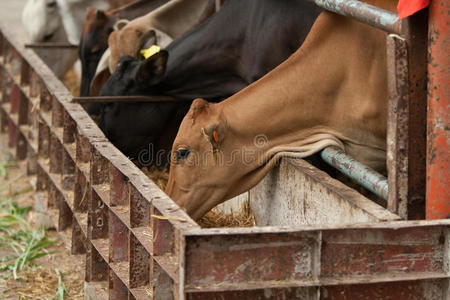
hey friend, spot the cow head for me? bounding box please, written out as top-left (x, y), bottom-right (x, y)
top-left (99, 43), bottom-right (169, 97)
top-left (22, 0), bottom-right (61, 42)
top-left (79, 8), bottom-right (115, 98)
top-left (166, 98), bottom-right (247, 220)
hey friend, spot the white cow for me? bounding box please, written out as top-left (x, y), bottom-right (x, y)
top-left (22, 0), bottom-right (110, 78)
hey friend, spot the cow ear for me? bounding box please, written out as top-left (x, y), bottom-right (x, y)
top-left (189, 98), bottom-right (209, 120)
top-left (203, 122), bottom-right (226, 150)
top-left (135, 51), bottom-right (168, 84)
top-left (96, 9), bottom-right (107, 21)
top-left (114, 19), bottom-right (129, 31)
top-left (138, 30), bottom-right (158, 54)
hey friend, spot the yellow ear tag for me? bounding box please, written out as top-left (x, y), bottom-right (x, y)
top-left (140, 45), bottom-right (161, 59)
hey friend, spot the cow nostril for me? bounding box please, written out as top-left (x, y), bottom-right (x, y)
top-left (43, 33), bottom-right (54, 42)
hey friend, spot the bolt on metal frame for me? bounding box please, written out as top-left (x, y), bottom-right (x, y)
top-left (0, 0), bottom-right (448, 299)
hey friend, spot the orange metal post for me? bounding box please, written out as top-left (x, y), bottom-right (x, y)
top-left (427, 0), bottom-right (450, 219)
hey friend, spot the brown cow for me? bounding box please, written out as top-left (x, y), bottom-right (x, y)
top-left (108, 0), bottom-right (213, 72)
top-left (165, 0), bottom-right (397, 220)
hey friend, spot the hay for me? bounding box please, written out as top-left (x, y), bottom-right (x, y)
top-left (197, 200), bottom-right (255, 228)
top-left (141, 166), bottom-right (255, 228)
top-left (62, 68), bottom-right (80, 97)
top-left (141, 166), bottom-right (169, 190)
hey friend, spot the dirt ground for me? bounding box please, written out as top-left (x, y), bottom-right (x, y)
top-left (0, 161), bottom-right (84, 299)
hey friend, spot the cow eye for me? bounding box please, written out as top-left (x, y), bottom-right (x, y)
top-left (176, 148), bottom-right (190, 161)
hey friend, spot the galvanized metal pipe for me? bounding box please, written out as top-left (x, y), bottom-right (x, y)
top-left (320, 146), bottom-right (389, 200)
top-left (307, 0), bottom-right (402, 34)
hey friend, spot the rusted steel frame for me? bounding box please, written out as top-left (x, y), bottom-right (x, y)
top-left (386, 34), bottom-right (409, 219)
top-left (306, 0), bottom-right (401, 34)
top-left (181, 220), bottom-right (449, 294)
top-left (187, 280), bottom-right (448, 300)
top-left (0, 22), bottom-right (198, 298)
top-left (402, 11), bottom-right (428, 220)
top-left (427, 0), bottom-right (450, 220)
top-left (24, 43), bottom-right (78, 49)
top-left (386, 11), bottom-right (428, 220)
top-left (72, 95), bottom-right (179, 103)
top-left (320, 146), bottom-right (388, 200)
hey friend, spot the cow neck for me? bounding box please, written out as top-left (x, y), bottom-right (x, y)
top-left (146, 0), bottom-right (212, 37)
top-left (155, 3), bottom-right (248, 100)
top-left (219, 10), bottom-right (388, 180)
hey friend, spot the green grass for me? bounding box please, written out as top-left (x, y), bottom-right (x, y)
top-left (53, 268), bottom-right (68, 300)
top-left (0, 196), bottom-right (56, 280)
top-left (0, 161), bottom-right (13, 178)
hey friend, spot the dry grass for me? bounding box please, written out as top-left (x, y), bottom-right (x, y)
top-left (62, 68), bottom-right (80, 97)
top-left (141, 166), bottom-right (169, 191)
top-left (141, 167), bottom-right (255, 228)
top-left (197, 200), bottom-right (255, 228)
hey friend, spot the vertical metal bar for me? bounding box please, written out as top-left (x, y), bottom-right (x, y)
top-left (26, 144), bottom-right (37, 175)
top-left (129, 186), bottom-right (150, 228)
top-left (76, 134), bottom-right (91, 164)
top-left (110, 164), bottom-right (129, 206)
top-left (152, 207), bottom-right (174, 256)
top-left (86, 243), bottom-right (108, 282)
top-left (427, 0), bottom-right (450, 220)
top-left (29, 71), bottom-right (39, 98)
top-left (91, 146), bottom-right (109, 185)
top-left (386, 33), bottom-right (409, 219)
top-left (49, 133), bottom-right (62, 173)
top-left (88, 190), bottom-right (109, 240)
top-left (129, 234), bottom-right (150, 288)
top-left (51, 97), bottom-right (64, 127)
top-left (71, 216), bottom-right (87, 255)
top-left (387, 11), bottom-right (428, 220)
top-left (58, 195), bottom-right (72, 231)
top-left (109, 269), bottom-right (129, 300)
top-left (150, 259), bottom-right (174, 300)
top-left (109, 213), bottom-right (128, 262)
top-left (403, 11), bottom-right (429, 219)
top-left (16, 133), bottom-right (27, 160)
top-left (20, 57), bottom-right (30, 86)
top-left (40, 86), bottom-right (52, 112)
top-left (48, 181), bottom-right (60, 209)
top-left (36, 164), bottom-right (48, 192)
top-left (38, 121), bottom-right (50, 158)
top-left (62, 149), bottom-right (75, 190)
top-left (63, 110), bottom-right (76, 144)
top-left (74, 169), bottom-right (88, 212)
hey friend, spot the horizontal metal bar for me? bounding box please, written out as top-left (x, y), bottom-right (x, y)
top-left (307, 0), bottom-right (402, 34)
top-left (183, 221), bottom-right (449, 292)
top-left (320, 146), bottom-right (389, 200)
top-left (72, 95), bottom-right (180, 103)
top-left (25, 43), bottom-right (78, 49)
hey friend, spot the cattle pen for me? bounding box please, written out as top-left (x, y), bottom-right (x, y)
top-left (0, 0), bottom-right (448, 299)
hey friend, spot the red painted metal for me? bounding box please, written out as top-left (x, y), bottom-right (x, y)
top-left (427, 0), bottom-right (450, 220)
